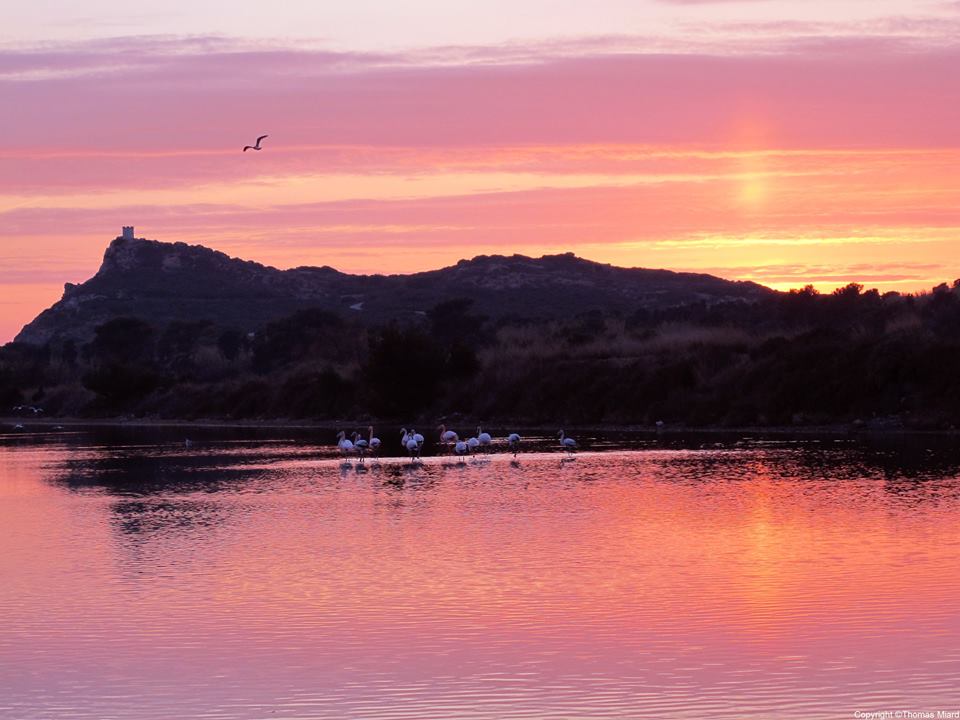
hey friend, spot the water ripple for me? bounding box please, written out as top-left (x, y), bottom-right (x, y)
top-left (1, 432), bottom-right (960, 718)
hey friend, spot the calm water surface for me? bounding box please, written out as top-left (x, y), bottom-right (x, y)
top-left (2, 428), bottom-right (960, 719)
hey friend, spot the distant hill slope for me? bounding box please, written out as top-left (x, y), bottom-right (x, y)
top-left (16, 236), bottom-right (774, 345)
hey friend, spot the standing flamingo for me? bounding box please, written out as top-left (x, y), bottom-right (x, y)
top-left (477, 426), bottom-right (492, 452)
top-left (352, 431), bottom-right (368, 463)
top-left (557, 430), bottom-right (577, 454)
top-left (401, 429), bottom-right (421, 461)
top-left (336, 431), bottom-right (355, 459)
top-left (367, 426), bottom-right (382, 457)
top-left (454, 439), bottom-right (469, 462)
top-left (437, 424), bottom-right (459, 452)
top-left (467, 436), bottom-right (480, 454)
top-left (507, 432), bottom-right (521, 456)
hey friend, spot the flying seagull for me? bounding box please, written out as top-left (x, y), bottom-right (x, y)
top-left (243, 134), bottom-right (268, 152)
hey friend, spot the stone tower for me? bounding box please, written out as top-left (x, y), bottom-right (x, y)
top-left (121, 226), bottom-right (135, 240)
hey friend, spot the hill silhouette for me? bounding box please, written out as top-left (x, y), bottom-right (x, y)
top-left (16, 236), bottom-right (771, 345)
top-left (5, 236), bottom-right (960, 429)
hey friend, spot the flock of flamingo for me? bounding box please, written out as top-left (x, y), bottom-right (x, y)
top-left (335, 425), bottom-right (578, 462)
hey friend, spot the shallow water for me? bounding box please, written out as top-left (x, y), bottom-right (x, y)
top-left (2, 428), bottom-right (960, 719)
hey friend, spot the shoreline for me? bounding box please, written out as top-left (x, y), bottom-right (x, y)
top-left (2, 416), bottom-right (957, 437)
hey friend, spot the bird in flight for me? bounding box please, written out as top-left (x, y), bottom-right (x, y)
top-left (243, 135), bottom-right (268, 152)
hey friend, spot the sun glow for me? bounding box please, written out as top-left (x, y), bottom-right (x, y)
top-left (1, 16), bottom-right (960, 341)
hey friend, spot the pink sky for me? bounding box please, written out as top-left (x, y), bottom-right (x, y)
top-left (1, 1), bottom-right (959, 342)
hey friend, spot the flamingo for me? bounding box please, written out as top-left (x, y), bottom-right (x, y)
top-left (407, 437), bottom-right (421, 460)
top-left (367, 426), bottom-right (382, 456)
top-left (412, 430), bottom-right (425, 448)
top-left (352, 431), bottom-right (368, 463)
top-left (437, 424), bottom-right (458, 451)
top-left (336, 430), bottom-right (354, 458)
top-left (454, 439), bottom-right (469, 461)
top-left (477, 426), bottom-right (492, 452)
top-left (467, 436), bottom-right (480, 454)
top-left (401, 429), bottom-right (421, 460)
top-left (557, 430), bottom-right (577, 454)
top-left (507, 432), bottom-right (521, 456)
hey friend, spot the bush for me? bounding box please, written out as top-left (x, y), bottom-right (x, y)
top-left (365, 326), bottom-right (445, 417)
top-left (82, 363), bottom-right (166, 410)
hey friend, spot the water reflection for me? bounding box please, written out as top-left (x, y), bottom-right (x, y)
top-left (2, 430), bottom-right (960, 719)
top-left (112, 498), bottom-right (227, 536)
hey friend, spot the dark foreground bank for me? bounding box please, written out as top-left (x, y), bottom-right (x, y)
top-left (4, 276), bottom-right (960, 429)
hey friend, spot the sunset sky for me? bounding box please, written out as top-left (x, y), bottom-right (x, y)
top-left (1, 0), bottom-right (959, 342)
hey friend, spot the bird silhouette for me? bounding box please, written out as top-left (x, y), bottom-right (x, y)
top-left (558, 430), bottom-right (577, 453)
top-left (243, 135), bottom-right (268, 152)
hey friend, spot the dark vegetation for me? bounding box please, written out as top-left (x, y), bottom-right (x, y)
top-left (15, 238), bottom-right (771, 347)
top-left (5, 281), bottom-right (960, 428)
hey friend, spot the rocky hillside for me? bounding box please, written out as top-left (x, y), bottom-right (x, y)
top-left (16, 236), bottom-right (773, 345)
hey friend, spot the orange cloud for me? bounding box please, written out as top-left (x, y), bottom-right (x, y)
top-left (1, 37), bottom-right (959, 341)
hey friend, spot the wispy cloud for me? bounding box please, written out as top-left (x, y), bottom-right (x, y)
top-left (1, 29), bottom-right (959, 340)
top-left (2, 36), bottom-right (958, 156)
top-left (656, 0), bottom-right (773, 4)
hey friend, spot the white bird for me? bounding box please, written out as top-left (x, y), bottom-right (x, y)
top-left (412, 431), bottom-right (425, 448)
top-left (407, 437), bottom-right (420, 459)
top-left (454, 439), bottom-right (469, 461)
top-left (437, 424), bottom-right (459, 450)
top-left (336, 430), bottom-right (355, 458)
top-left (467, 436), bottom-right (480, 453)
top-left (367, 426), bottom-right (382, 456)
top-left (476, 426), bottom-right (492, 451)
top-left (243, 134), bottom-right (268, 152)
top-left (557, 429), bottom-right (577, 453)
top-left (352, 431), bottom-right (368, 463)
top-left (401, 429), bottom-right (421, 460)
top-left (507, 432), bottom-right (521, 456)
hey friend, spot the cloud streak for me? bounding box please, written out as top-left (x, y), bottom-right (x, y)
top-left (2, 35), bottom-right (959, 151)
top-left (1, 31), bottom-right (959, 341)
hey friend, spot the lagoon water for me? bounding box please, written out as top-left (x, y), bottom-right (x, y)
top-left (2, 428), bottom-right (960, 719)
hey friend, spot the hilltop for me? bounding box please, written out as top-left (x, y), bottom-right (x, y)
top-left (6, 235), bottom-right (960, 429)
top-left (16, 236), bottom-right (771, 345)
